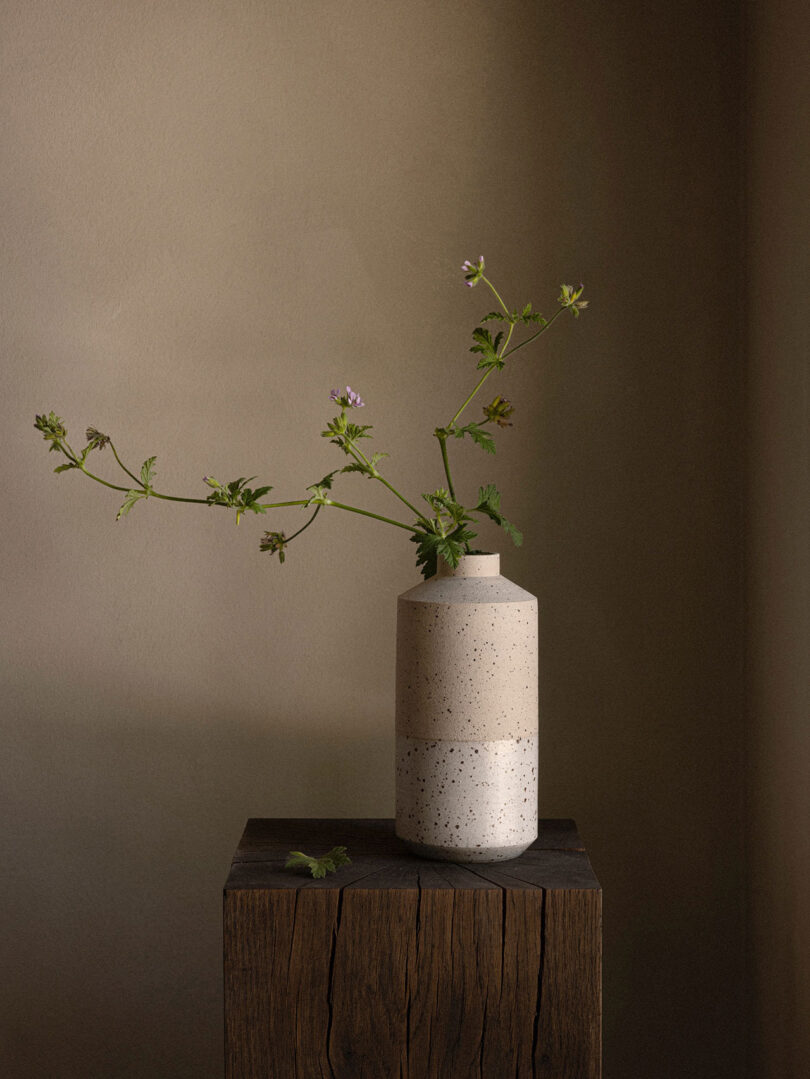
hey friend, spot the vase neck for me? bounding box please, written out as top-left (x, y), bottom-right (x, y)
top-left (437, 553), bottom-right (500, 578)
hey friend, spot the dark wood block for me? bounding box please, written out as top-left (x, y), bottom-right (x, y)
top-left (224, 819), bottom-right (601, 1078)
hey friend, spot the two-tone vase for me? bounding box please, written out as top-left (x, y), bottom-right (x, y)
top-left (395, 553), bottom-right (538, 862)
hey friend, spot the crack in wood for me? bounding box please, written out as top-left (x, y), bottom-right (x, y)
top-left (531, 888), bottom-right (547, 1077)
top-left (286, 889), bottom-right (299, 1078)
top-left (500, 887), bottom-right (507, 1005)
top-left (224, 821), bottom-right (600, 1078)
top-left (324, 887), bottom-right (343, 1079)
top-left (404, 871), bottom-right (420, 1078)
top-left (478, 994), bottom-right (488, 1078)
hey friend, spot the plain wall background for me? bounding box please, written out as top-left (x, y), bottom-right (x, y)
top-left (747, 0), bottom-right (810, 1075)
top-left (0, 1), bottom-right (779, 1075)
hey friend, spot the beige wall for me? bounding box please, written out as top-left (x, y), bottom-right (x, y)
top-left (1, 2), bottom-right (749, 1076)
top-left (747, 1), bottom-right (810, 1075)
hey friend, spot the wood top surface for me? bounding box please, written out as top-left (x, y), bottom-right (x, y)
top-left (224, 818), bottom-right (600, 893)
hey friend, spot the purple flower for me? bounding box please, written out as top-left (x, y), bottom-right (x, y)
top-left (329, 385), bottom-right (365, 408)
top-left (462, 254), bottom-right (485, 287)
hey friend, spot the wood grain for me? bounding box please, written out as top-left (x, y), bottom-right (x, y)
top-left (224, 819), bottom-right (601, 1078)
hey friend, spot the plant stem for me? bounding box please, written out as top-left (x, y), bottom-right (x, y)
top-left (259, 500), bottom-right (310, 509)
top-left (482, 275), bottom-right (510, 316)
top-left (448, 320), bottom-right (515, 427)
top-left (109, 441), bottom-right (144, 488)
top-left (327, 500), bottom-right (415, 531)
top-left (344, 438), bottom-right (428, 524)
top-left (437, 433), bottom-right (457, 501)
top-left (284, 505), bottom-right (321, 543)
top-left (58, 439), bottom-right (418, 534)
top-left (447, 295), bottom-right (567, 430)
top-left (87, 465), bottom-right (210, 503)
top-left (501, 306), bottom-right (565, 360)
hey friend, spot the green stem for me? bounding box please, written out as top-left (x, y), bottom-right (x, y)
top-left (109, 441), bottom-right (143, 488)
top-left (327, 500), bottom-right (415, 531)
top-left (447, 295), bottom-right (567, 430)
top-left (501, 306), bottom-right (565, 360)
top-left (345, 439), bottom-right (429, 524)
top-left (437, 434), bottom-right (457, 501)
top-left (482, 275), bottom-right (510, 316)
top-left (92, 466), bottom-right (210, 504)
top-left (57, 441), bottom-right (208, 504)
top-left (448, 320), bottom-right (515, 427)
top-left (285, 505), bottom-right (321, 543)
top-left (259, 500), bottom-right (310, 509)
top-left (59, 439), bottom-right (418, 533)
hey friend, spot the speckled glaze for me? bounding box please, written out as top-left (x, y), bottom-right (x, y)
top-left (395, 553), bottom-right (538, 862)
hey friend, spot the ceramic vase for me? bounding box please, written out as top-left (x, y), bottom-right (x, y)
top-left (395, 552), bottom-right (538, 862)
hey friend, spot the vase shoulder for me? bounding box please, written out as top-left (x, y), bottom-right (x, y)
top-left (398, 573), bottom-right (536, 606)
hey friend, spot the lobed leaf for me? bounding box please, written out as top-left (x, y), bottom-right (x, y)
top-left (454, 423), bottom-right (496, 455)
top-left (116, 490), bottom-right (145, 520)
top-left (284, 846), bottom-right (351, 879)
top-left (140, 456), bottom-right (157, 489)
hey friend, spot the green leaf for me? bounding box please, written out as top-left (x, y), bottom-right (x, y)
top-left (501, 518), bottom-right (523, 546)
top-left (140, 456), bottom-right (157, 489)
top-left (410, 522), bottom-right (477, 579)
top-left (454, 423), bottom-right (496, 455)
top-left (481, 311), bottom-right (508, 322)
top-left (53, 463), bottom-right (77, 474)
top-left (321, 413), bottom-right (347, 439)
top-left (345, 423), bottom-right (373, 441)
top-left (116, 489), bottom-right (145, 520)
top-left (469, 327), bottom-right (505, 371)
top-left (473, 483), bottom-right (522, 546)
top-left (306, 470), bottom-right (342, 505)
top-left (308, 470), bottom-right (340, 492)
top-left (422, 488), bottom-right (471, 527)
top-left (205, 474), bottom-right (273, 522)
top-left (284, 846), bottom-right (352, 879)
top-left (476, 483), bottom-right (501, 515)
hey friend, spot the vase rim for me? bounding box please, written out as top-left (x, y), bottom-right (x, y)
top-left (437, 552), bottom-right (500, 578)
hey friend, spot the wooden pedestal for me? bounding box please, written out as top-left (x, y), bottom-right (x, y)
top-left (224, 818), bottom-right (601, 1078)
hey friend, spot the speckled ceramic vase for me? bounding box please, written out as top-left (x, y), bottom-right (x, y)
top-left (395, 552), bottom-right (538, 862)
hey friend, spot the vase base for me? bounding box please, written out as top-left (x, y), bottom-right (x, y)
top-left (399, 836), bottom-right (534, 864)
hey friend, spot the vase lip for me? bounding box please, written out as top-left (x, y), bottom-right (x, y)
top-left (437, 552), bottom-right (500, 578)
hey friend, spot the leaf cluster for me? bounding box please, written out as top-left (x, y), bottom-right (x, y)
top-left (410, 488), bottom-right (478, 579)
top-left (36, 413), bottom-right (112, 474)
top-left (411, 525), bottom-right (478, 580)
top-left (34, 411), bottom-right (67, 451)
top-left (284, 846), bottom-right (351, 879)
top-left (481, 302), bottom-right (548, 328)
top-left (321, 411), bottom-right (373, 455)
top-left (203, 475), bottom-right (272, 524)
top-left (116, 456), bottom-right (159, 520)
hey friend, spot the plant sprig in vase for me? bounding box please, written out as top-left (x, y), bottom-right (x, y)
top-left (34, 257), bottom-right (587, 578)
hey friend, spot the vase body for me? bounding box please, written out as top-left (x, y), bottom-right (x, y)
top-left (395, 553), bottom-right (538, 862)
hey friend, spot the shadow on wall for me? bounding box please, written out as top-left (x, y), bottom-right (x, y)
top-left (1, 676), bottom-right (392, 1079)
